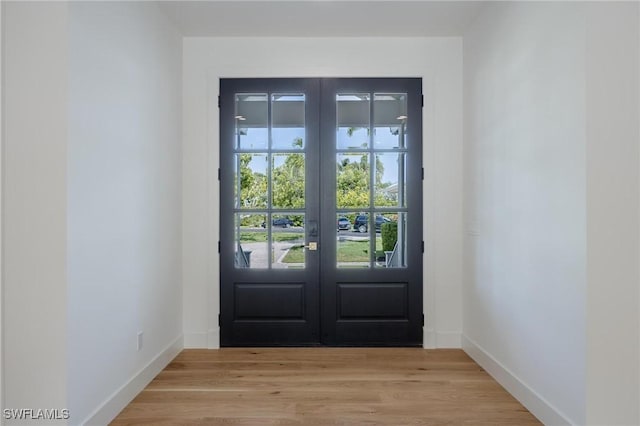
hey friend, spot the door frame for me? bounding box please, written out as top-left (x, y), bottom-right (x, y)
top-left (186, 39), bottom-right (463, 350)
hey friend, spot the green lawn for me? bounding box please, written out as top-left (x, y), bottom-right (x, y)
top-left (240, 232), bottom-right (303, 243)
top-left (281, 245), bottom-right (305, 263)
top-left (336, 241), bottom-right (370, 262)
top-left (282, 240), bottom-right (379, 263)
top-left (240, 233), bottom-right (383, 264)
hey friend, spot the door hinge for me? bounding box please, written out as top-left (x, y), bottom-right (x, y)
top-left (218, 313), bottom-right (221, 326)
top-left (218, 95), bottom-right (221, 108)
top-left (422, 314), bottom-right (425, 326)
top-left (421, 94), bottom-right (424, 107)
top-left (421, 241), bottom-right (424, 253)
top-left (421, 167), bottom-right (424, 180)
top-left (218, 241), bottom-right (221, 253)
top-left (218, 168), bottom-right (221, 181)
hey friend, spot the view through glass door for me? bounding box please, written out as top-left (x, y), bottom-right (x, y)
top-left (220, 78), bottom-right (422, 346)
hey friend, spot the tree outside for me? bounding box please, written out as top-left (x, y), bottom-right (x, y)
top-left (236, 130), bottom-right (400, 266)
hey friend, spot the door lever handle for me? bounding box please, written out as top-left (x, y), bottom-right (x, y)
top-left (304, 242), bottom-right (318, 251)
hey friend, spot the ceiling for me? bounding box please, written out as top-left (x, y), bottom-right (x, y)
top-left (159, 1), bottom-right (486, 37)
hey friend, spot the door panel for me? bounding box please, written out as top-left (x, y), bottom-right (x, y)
top-left (220, 78), bottom-right (422, 346)
top-left (234, 283), bottom-right (305, 320)
top-left (320, 78), bottom-right (423, 346)
top-left (337, 283), bottom-right (408, 319)
top-left (220, 79), bottom-right (320, 346)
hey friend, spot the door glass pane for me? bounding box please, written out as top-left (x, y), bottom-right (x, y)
top-left (235, 94), bottom-right (268, 150)
top-left (336, 153), bottom-right (369, 209)
top-left (272, 213), bottom-right (305, 269)
top-left (272, 154), bottom-right (305, 209)
top-left (337, 94), bottom-right (370, 150)
top-left (374, 212), bottom-right (407, 268)
top-left (272, 94), bottom-right (305, 150)
top-left (373, 93), bottom-right (407, 149)
top-left (235, 153), bottom-right (268, 209)
top-left (235, 213), bottom-right (267, 269)
top-left (374, 153), bottom-right (406, 208)
top-left (337, 212), bottom-right (369, 268)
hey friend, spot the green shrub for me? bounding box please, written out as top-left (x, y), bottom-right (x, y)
top-left (381, 222), bottom-right (398, 252)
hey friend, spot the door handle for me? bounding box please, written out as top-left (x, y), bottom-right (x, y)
top-left (305, 242), bottom-right (318, 251)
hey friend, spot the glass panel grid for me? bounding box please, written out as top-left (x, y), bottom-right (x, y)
top-left (234, 92), bottom-right (307, 269)
top-left (336, 92), bottom-right (409, 269)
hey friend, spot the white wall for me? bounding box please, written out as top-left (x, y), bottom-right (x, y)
top-left (3, 3), bottom-right (69, 424)
top-left (67, 2), bottom-right (183, 425)
top-left (464, 2), bottom-right (639, 425)
top-left (584, 3), bottom-right (639, 424)
top-left (2, 2), bottom-right (182, 425)
top-left (182, 37), bottom-right (464, 349)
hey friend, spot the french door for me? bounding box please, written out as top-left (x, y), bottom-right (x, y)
top-left (220, 78), bottom-right (423, 346)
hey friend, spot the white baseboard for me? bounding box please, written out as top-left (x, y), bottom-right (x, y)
top-left (184, 331), bottom-right (208, 348)
top-left (462, 334), bottom-right (572, 426)
top-left (423, 328), bottom-right (436, 349)
top-left (435, 331), bottom-right (462, 348)
top-left (423, 329), bottom-right (461, 349)
top-left (81, 334), bottom-right (183, 426)
top-left (207, 328), bottom-right (220, 349)
top-left (184, 329), bottom-right (219, 349)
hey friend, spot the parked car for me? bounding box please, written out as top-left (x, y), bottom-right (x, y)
top-left (261, 217), bottom-right (294, 228)
top-left (353, 215), bottom-right (391, 233)
top-left (337, 217), bottom-right (351, 231)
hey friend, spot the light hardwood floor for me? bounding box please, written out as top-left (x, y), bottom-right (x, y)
top-left (110, 348), bottom-right (540, 425)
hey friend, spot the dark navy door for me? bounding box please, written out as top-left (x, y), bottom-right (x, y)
top-left (220, 78), bottom-right (422, 346)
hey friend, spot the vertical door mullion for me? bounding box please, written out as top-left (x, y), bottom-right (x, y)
top-left (319, 78), bottom-right (336, 344)
top-left (266, 91), bottom-right (272, 268)
top-left (368, 90), bottom-right (375, 268)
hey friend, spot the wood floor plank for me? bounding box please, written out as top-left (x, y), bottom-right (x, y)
top-left (110, 349), bottom-right (541, 425)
